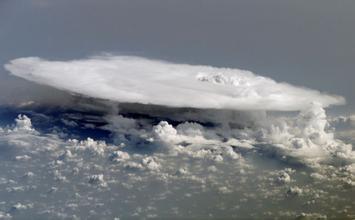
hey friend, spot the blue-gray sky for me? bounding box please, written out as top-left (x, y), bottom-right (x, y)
top-left (0, 0), bottom-right (354, 114)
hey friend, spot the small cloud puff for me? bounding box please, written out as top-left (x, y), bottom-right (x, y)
top-left (14, 115), bottom-right (35, 132)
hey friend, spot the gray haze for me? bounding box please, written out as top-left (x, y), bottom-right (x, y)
top-left (0, 0), bottom-right (354, 114)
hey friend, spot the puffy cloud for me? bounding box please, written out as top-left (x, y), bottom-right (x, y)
top-left (109, 150), bottom-right (130, 162)
top-left (88, 100), bottom-right (354, 166)
top-left (275, 170), bottom-right (291, 184)
top-left (5, 56), bottom-right (345, 111)
top-left (10, 203), bottom-right (34, 212)
top-left (329, 114), bottom-right (355, 144)
top-left (0, 211), bottom-right (12, 219)
top-left (14, 115), bottom-right (35, 132)
top-left (142, 156), bottom-right (160, 171)
top-left (0, 114), bottom-right (354, 219)
top-left (88, 174), bottom-right (107, 187)
top-left (68, 138), bottom-right (109, 156)
top-left (255, 103), bottom-right (354, 164)
top-left (153, 121), bottom-right (179, 144)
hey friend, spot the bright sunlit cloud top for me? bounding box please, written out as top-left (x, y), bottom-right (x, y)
top-left (5, 55), bottom-right (345, 111)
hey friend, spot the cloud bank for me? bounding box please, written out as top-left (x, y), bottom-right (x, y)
top-left (0, 113), bottom-right (354, 219)
top-left (5, 56), bottom-right (345, 111)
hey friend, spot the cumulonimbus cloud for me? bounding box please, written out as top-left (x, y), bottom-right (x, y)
top-left (5, 55), bottom-right (345, 111)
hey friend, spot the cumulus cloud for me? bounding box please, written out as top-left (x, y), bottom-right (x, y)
top-left (329, 114), bottom-right (355, 144)
top-left (0, 114), bottom-right (354, 219)
top-left (1, 55), bottom-right (354, 218)
top-left (5, 55), bottom-right (345, 111)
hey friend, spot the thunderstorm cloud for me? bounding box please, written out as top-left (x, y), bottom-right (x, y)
top-left (5, 55), bottom-right (345, 111)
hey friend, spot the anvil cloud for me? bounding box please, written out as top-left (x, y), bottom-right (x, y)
top-left (5, 56), bottom-right (345, 111)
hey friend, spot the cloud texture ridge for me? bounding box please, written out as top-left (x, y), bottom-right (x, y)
top-left (5, 56), bottom-right (344, 111)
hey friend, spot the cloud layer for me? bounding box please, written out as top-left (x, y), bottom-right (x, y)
top-left (0, 112), bottom-right (354, 219)
top-left (5, 56), bottom-right (345, 111)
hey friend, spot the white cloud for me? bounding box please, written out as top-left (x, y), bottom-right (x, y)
top-left (153, 121), bottom-right (179, 144)
top-left (329, 114), bottom-right (355, 144)
top-left (249, 103), bottom-right (354, 165)
top-left (0, 211), bottom-right (12, 220)
top-left (5, 56), bottom-right (345, 111)
top-left (0, 110), bottom-right (354, 218)
top-left (88, 174), bottom-right (107, 187)
top-left (14, 115), bottom-right (35, 132)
